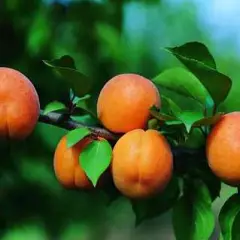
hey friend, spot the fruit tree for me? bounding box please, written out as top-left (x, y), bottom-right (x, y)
top-left (1, 41), bottom-right (239, 240)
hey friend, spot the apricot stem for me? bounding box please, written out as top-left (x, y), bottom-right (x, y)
top-left (38, 110), bottom-right (119, 141)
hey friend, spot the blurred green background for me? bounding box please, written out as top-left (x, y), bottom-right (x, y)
top-left (0, 0), bottom-right (239, 239)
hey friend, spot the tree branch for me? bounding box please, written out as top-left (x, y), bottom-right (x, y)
top-left (38, 110), bottom-right (120, 141)
top-left (38, 110), bottom-right (204, 158)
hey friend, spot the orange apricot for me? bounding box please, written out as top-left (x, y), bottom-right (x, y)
top-left (54, 135), bottom-right (106, 189)
top-left (97, 73), bottom-right (160, 133)
top-left (0, 67), bottom-right (40, 139)
top-left (206, 112), bottom-right (240, 186)
top-left (111, 129), bottom-right (173, 199)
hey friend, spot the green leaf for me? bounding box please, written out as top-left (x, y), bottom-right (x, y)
top-left (166, 41), bottom-right (217, 68)
top-left (150, 106), bottom-right (176, 121)
top-left (80, 139), bottom-right (112, 187)
top-left (43, 55), bottom-right (93, 97)
top-left (165, 42), bottom-right (232, 106)
top-left (73, 94), bottom-right (91, 105)
top-left (219, 193), bottom-right (240, 240)
top-left (193, 112), bottom-right (223, 127)
top-left (70, 115), bottom-right (99, 126)
top-left (177, 111), bottom-right (204, 133)
top-left (161, 95), bottom-right (182, 116)
top-left (181, 128), bottom-right (205, 149)
top-left (232, 209), bottom-right (240, 240)
top-left (177, 111), bottom-right (223, 133)
top-left (190, 166), bottom-right (222, 202)
top-left (74, 95), bottom-right (97, 118)
top-left (132, 176), bottom-right (180, 226)
top-left (43, 101), bottom-right (68, 115)
top-left (66, 128), bottom-right (91, 148)
top-left (172, 180), bottom-right (215, 240)
top-left (69, 88), bottom-right (75, 101)
top-left (153, 67), bottom-right (209, 105)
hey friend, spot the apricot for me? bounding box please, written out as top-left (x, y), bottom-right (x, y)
top-left (97, 73), bottom-right (160, 133)
top-left (54, 135), bottom-right (106, 189)
top-left (0, 67), bottom-right (40, 139)
top-left (206, 112), bottom-right (240, 186)
top-left (111, 129), bottom-right (173, 199)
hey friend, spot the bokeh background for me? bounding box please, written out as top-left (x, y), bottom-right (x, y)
top-left (0, 0), bottom-right (239, 239)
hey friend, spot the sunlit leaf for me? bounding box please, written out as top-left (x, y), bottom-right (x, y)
top-left (177, 111), bottom-right (204, 133)
top-left (177, 111), bottom-right (223, 133)
top-left (43, 101), bottom-right (67, 115)
top-left (80, 139), bottom-right (112, 186)
top-left (70, 115), bottom-right (99, 126)
top-left (66, 128), bottom-right (91, 148)
top-left (165, 42), bottom-right (232, 106)
top-left (153, 67), bottom-right (209, 105)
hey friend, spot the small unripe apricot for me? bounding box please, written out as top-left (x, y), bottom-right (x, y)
top-left (97, 73), bottom-right (160, 133)
top-left (0, 67), bottom-right (40, 139)
top-left (112, 129), bottom-right (173, 199)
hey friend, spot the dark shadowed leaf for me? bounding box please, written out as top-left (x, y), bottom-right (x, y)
top-left (74, 94), bottom-right (97, 118)
top-left (152, 67), bottom-right (209, 105)
top-left (181, 128), bottom-right (205, 149)
top-left (80, 139), bottom-right (112, 186)
top-left (165, 42), bottom-right (232, 106)
top-left (161, 95), bottom-right (182, 116)
top-left (66, 128), bottom-right (91, 148)
top-left (172, 180), bottom-right (215, 240)
top-left (232, 209), bottom-right (240, 239)
top-left (166, 42), bottom-right (217, 68)
top-left (43, 101), bottom-right (68, 115)
top-left (192, 112), bottom-right (223, 127)
top-left (132, 176), bottom-right (180, 226)
top-left (190, 166), bottom-right (222, 202)
top-left (150, 106), bottom-right (176, 121)
top-left (43, 55), bottom-right (93, 97)
top-left (219, 193), bottom-right (240, 240)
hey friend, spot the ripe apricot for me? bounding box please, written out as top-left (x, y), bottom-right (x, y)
top-left (0, 67), bottom-right (40, 139)
top-left (97, 73), bottom-right (160, 133)
top-left (54, 135), bottom-right (105, 189)
top-left (206, 112), bottom-right (240, 186)
top-left (111, 129), bottom-right (173, 199)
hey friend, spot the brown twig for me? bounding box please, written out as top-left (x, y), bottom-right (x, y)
top-left (38, 110), bottom-right (120, 141)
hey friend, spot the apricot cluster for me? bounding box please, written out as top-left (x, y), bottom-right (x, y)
top-left (2, 67), bottom-right (237, 199)
top-left (54, 73), bottom-right (173, 199)
top-left (97, 74), bottom-right (173, 198)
